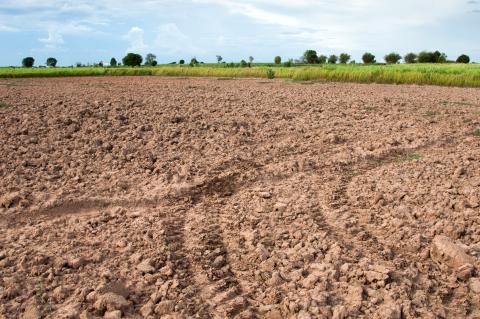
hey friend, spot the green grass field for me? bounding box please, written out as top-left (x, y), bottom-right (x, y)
top-left (1, 63), bottom-right (480, 87)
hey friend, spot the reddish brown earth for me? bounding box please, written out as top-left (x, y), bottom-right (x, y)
top-left (0, 76), bottom-right (480, 319)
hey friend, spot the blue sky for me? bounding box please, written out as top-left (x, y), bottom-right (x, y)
top-left (1, 0), bottom-right (479, 66)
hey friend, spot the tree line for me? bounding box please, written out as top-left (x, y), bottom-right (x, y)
top-left (19, 50), bottom-right (472, 68)
top-left (298, 50), bottom-right (471, 64)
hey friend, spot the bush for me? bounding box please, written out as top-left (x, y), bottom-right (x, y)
top-left (304, 50), bottom-right (318, 64)
top-left (362, 52), bottom-right (376, 64)
top-left (190, 57), bottom-right (199, 66)
top-left (384, 52), bottom-right (401, 64)
top-left (266, 69), bottom-right (275, 79)
top-left (339, 53), bottom-right (350, 64)
top-left (46, 57), bottom-right (57, 67)
top-left (283, 60), bottom-right (293, 67)
top-left (179, 59), bottom-right (185, 65)
top-left (456, 54), bottom-right (470, 64)
top-left (328, 55), bottom-right (338, 64)
top-left (240, 60), bottom-right (248, 67)
top-left (122, 53), bottom-right (143, 66)
top-left (274, 56), bottom-right (282, 65)
top-left (22, 57), bottom-right (35, 68)
top-left (110, 58), bottom-right (117, 67)
top-left (404, 53), bottom-right (417, 64)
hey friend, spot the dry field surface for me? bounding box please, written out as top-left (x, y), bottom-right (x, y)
top-left (1, 77), bottom-right (480, 319)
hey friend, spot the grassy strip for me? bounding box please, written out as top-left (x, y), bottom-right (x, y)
top-left (1, 64), bottom-right (480, 87)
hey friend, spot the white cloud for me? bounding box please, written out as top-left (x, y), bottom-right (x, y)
top-left (124, 26), bottom-right (148, 52)
top-left (38, 30), bottom-right (64, 50)
top-left (0, 24), bottom-right (18, 32)
top-left (155, 23), bottom-right (201, 55)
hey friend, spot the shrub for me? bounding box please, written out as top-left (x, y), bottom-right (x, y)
top-left (456, 54), bottom-right (470, 64)
top-left (75, 62), bottom-right (83, 67)
top-left (190, 57), bottom-right (198, 66)
top-left (110, 58), bottom-right (118, 67)
top-left (122, 53), bottom-right (143, 66)
top-left (22, 57), bottom-right (35, 68)
top-left (318, 55), bottom-right (327, 64)
top-left (145, 53), bottom-right (157, 66)
top-left (339, 53), bottom-right (350, 64)
top-left (283, 60), bottom-right (293, 67)
top-left (151, 61), bottom-right (158, 66)
top-left (362, 52), bottom-right (376, 64)
top-left (179, 59), bottom-right (185, 65)
top-left (46, 57), bottom-right (57, 67)
top-left (303, 50), bottom-right (318, 64)
top-left (239, 60), bottom-right (247, 67)
top-left (98, 61), bottom-right (104, 67)
top-left (274, 56), bottom-right (282, 64)
top-left (266, 69), bottom-right (275, 79)
top-left (404, 53), bottom-right (417, 64)
top-left (384, 52), bottom-right (402, 64)
top-left (328, 55), bottom-right (338, 64)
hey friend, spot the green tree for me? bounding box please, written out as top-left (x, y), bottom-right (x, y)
top-left (303, 50), bottom-right (318, 64)
top-left (339, 53), bottom-right (351, 64)
top-left (318, 55), bottom-right (327, 64)
top-left (328, 54), bottom-right (338, 64)
top-left (249, 56), bottom-right (254, 64)
top-left (384, 52), bottom-right (402, 64)
top-left (179, 59), bottom-right (185, 65)
top-left (362, 52), bottom-right (376, 64)
top-left (240, 59), bottom-right (248, 67)
top-left (145, 53), bottom-right (157, 66)
top-left (216, 55), bottom-right (223, 63)
top-left (122, 53), bottom-right (143, 66)
top-left (110, 58), bottom-right (118, 67)
top-left (274, 56), bottom-right (282, 64)
top-left (404, 53), bottom-right (417, 64)
top-left (456, 54), bottom-right (470, 64)
top-left (433, 51), bottom-right (447, 63)
top-left (22, 57), bottom-right (35, 68)
top-left (46, 57), bottom-right (57, 67)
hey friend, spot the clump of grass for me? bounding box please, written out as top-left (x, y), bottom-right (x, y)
top-left (424, 111), bottom-right (436, 117)
top-left (0, 102), bottom-right (12, 108)
top-left (473, 129), bottom-right (480, 137)
top-left (400, 153), bottom-right (421, 162)
top-left (266, 69), bottom-right (275, 79)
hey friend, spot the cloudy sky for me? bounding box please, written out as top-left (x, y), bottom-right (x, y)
top-left (1, 0), bottom-right (479, 66)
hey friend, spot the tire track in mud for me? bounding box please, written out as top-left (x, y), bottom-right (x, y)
top-left (185, 202), bottom-right (256, 318)
top-left (316, 140), bottom-right (454, 263)
top-left (161, 206), bottom-right (211, 317)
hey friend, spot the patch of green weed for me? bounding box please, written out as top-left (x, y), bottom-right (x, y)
top-left (400, 153), bottom-right (421, 162)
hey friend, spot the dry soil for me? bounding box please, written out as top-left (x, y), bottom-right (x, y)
top-left (0, 77), bottom-right (480, 319)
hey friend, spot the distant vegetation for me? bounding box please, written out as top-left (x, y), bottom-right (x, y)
top-left (4, 50), bottom-right (479, 87)
top-left (362, 53), bottom-right (376, 64)
top-left (46, 57), bottom-right (57, 67)
top-left (122, 53), bottom-right (143, 67)
top-left (22, 57), bottom-right (34, 68)
top-left (384, 53), bottom-right (402, 64)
